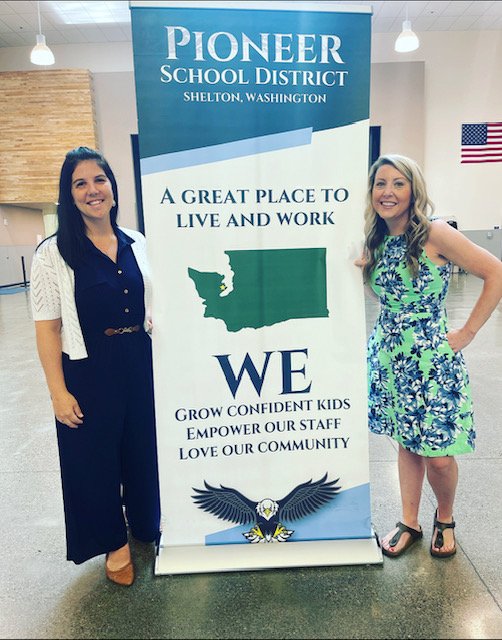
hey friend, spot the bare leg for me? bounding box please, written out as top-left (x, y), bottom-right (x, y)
top-left (106, 542), bottom-right (131, 570)
top-left (426, 456), bottom-right (458, 553)
top-left (381, 444), bottom-right (425, 553)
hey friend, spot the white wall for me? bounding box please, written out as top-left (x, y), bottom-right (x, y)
top-left (1, 29), bottom-right (501, 232)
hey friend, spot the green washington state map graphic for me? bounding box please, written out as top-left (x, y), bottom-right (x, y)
top-left (188, 248), bottom-right (329, 332)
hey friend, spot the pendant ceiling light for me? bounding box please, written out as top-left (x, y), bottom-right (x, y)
top-left (30, 0), bottom-right (55, 66)
top-left (394, 5), bottom-right (419, 53)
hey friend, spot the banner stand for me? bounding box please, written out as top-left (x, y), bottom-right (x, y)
top-left (155, 533), bottom-right (382, 575)
top-left (131, 1), bottom-right (379, 576)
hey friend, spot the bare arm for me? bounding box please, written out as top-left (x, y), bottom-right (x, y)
top-left (35, 320), bottom-right (84, 428)
top-left (427, 220), bottom-right (502, 352)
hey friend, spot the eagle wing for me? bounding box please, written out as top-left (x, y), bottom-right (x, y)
top-left (191, 481), bottom-right (256, 524)
top-left (277, 473), bottom-right (341, 522)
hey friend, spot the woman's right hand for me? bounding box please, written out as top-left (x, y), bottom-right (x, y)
top-left (52, 391), bottom-right (84, 428)
top-left (354, 255), bottom-right (368, 268)
top-left (34, 320), bottom-right (84, 428)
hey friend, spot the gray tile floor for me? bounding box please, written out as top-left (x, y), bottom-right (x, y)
top-left (1, 272), bottom-right (501, 639)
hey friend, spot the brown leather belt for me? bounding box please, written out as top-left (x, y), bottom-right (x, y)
top-left (104, 325), bottom-right (141, 336)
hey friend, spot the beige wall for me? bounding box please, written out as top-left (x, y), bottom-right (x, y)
top-left (0, 42), bottom-right (134, 73)
top-left (371, 30), bottom-right (502, 231)
top-left (0, 204), bottom-right (44, 286)
top-left (93, 72), bottom-right (138, 230)
top-left (370, 61), bottom-right (424, 167)
top-left (0, 205), bottom-right (44, 245)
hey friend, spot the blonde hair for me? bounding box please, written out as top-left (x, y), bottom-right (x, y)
top-left (363, 154), bottom-right (434, 281)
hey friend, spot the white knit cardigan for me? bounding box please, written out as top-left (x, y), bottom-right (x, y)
top-left (30, 228), bottom-right (152, 360)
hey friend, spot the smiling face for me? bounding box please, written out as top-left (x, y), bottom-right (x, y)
top-left (371, 164), bottom-right (413, 235)
top-left (71, 160), bottom-right (114, 226)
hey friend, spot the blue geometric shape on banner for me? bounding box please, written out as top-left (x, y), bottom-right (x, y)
top-left (204, 483), bottom-right (372, 545)
top-left (140, 127), bottom-right (312, 174)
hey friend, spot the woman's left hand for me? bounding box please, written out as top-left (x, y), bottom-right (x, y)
top-left (447, 327), bottom-right (475, 353)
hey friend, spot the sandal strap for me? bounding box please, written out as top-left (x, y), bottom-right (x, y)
top-left (433, 517), bottom-right (455, 549)
top-left (389, 521), bottom-right (423, 547)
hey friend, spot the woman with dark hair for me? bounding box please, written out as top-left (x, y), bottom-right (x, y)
top-left (31, 147), bottom-right (160, 585)
top-left (357, 154), bottom-right (502, 558)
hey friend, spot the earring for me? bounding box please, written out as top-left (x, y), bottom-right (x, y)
top-left (112, 200), bottom-right (116, 207)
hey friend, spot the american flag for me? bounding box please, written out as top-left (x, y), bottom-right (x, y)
top-left (461, 122), bottom-right (502, 163)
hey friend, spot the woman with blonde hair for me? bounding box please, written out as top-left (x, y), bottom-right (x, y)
top-left (358, 154), bottom-right (502, 558)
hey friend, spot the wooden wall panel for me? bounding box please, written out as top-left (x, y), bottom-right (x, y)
top-left (0, 69), bottom-right (98, 206)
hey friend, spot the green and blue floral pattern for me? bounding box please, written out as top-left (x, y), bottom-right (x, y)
top-left (368, 235), bottom-right (474, 456)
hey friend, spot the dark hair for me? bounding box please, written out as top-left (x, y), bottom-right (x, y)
top-left (55, 146), bottom-right (119, 269)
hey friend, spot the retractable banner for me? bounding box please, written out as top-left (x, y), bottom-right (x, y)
top-left (130, 0), bottom-right (381, 574)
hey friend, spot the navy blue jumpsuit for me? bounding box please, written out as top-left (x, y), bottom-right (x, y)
top-left (57, 229), bottom-right (161, 564)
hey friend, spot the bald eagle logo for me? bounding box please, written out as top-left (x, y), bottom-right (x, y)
top-left (192, 473), bottom-right (341, 543)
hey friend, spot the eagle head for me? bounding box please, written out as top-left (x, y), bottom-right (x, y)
top-left (256, 498), bottom-right (279, 521)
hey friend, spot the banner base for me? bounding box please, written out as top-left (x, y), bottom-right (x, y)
top-left (154, 534), bottom-right (383, 575)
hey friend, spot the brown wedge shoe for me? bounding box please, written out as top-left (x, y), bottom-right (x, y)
top-left (105, 554), bottom-right (134, 586)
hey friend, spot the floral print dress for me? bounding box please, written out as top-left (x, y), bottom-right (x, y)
top-left (368, 234), bottom-right (475, 457)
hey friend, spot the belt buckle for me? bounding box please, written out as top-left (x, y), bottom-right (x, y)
top-left (104, 325), bottom-right (139, 336)
top-left (117, 327), bottom-right (132, 334)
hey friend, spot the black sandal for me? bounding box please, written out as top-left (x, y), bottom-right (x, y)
top-left (381, 521), bottom-right (423, 558)
top-left (430, 509), bottom-right (456, 558)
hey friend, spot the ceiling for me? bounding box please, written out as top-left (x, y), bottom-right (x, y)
top-left (0, 0), bottom-right (501, 48)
